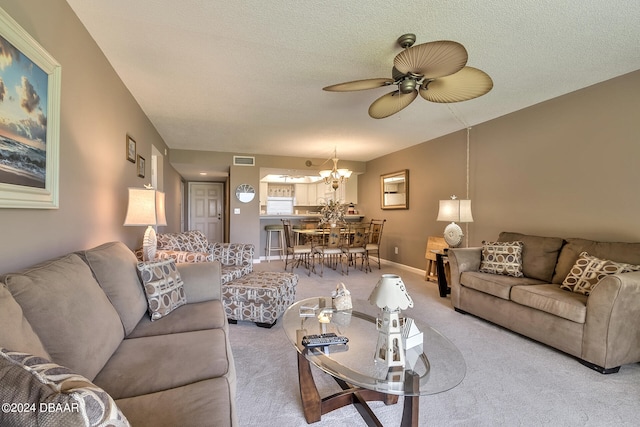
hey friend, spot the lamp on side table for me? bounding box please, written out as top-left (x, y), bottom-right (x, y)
top-left (436, 195), bottom-right (473, 248)
top-left (124, 187), bottom-right (167, 261)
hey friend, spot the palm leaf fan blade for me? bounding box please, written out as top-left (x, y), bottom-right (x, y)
top-left (368, 90), bottom-right (418, 119)
top-left (420, 67), bottom-right (493, 103)
top-left (394, 41), bottom-right (468, 78)
top-left (323, 78), bottom-right (393, 92)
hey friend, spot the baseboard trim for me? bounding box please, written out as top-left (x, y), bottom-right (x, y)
top-left (379, 259), bottom-right (426, 276)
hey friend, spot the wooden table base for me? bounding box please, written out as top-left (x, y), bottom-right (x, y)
top-left (297, 351), bottom-right (419, 427)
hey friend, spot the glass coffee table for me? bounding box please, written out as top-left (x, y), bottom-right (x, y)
top-left (283, 297), bottom-right (466, 427)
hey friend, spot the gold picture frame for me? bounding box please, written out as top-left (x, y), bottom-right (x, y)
top-left (381, 169), bottom-right (409, 210)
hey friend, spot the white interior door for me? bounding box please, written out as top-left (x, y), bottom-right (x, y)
top-left (189, 182), bottom-right (223, 243)
top-left (151, 145), bottom-right (163, 190)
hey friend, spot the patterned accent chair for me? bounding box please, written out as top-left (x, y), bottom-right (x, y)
top-left (138, 230), bottom-right (255, 285)
top-left (146, 231), bottom-right (295, 329)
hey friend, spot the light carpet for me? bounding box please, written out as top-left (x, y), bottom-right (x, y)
top-left (229, 260), bottom-right (640, 426)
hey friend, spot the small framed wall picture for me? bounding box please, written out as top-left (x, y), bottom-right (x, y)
top-left (137, 155), bottom-right (145, 178)
top-left (126, 135), bottom-right (136, 163)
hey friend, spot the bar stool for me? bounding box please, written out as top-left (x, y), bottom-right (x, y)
top-left (265, 224), bottom-right (285, 262)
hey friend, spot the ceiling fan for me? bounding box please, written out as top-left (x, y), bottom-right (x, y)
top-left (323, 33), bottom-right (493, 119)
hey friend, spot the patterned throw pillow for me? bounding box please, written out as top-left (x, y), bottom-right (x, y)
top-left (560, 251), bottom-right (640, 295)
top-left (479, 241), bottom-right (524, 277)
top-left (137, 258), bottom-right (187, 321)
top-left (0, 348), bottom-right (130, 426)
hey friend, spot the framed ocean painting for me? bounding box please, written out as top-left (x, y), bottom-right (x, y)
top-left (0, 7), bottom-right (61, 208)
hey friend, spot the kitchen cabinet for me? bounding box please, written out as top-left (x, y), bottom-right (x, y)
top-left (316, 175), bottom-right (358, 204)
top-left (294, 183), bottom-right (310, 205)
top-left (294, 183), bottom-right (320, 206)
top-left (263, 177), bottom-right (356, 207)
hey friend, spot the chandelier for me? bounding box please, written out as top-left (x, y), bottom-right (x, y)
top-left (319, 148), bottom-right (352, 191)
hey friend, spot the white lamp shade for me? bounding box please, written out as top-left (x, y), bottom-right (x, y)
top-left (337, 169), bottom-right (352, 178)
top-left (436, 199), bottom-right (473, 223)
top-left (124, 188), bottom-right (167, 226)
top-left (319, 170), bottom-right (331, 179)
top-left (369, 274), bottom-right (414, 310)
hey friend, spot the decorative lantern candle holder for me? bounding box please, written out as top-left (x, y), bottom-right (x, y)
top-left (368, 274), bottom-right (414, 369)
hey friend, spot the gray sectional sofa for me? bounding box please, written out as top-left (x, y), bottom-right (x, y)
top-left (448, 232), bottom-right (640, 373)
top-left (0, 241), bottom-right (236, 426)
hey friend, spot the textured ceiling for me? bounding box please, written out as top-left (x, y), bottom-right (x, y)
top-left (66, 0), bottom-right (640, 169)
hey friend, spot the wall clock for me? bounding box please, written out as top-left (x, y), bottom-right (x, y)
top-left (235, 184), bottom-right (255, 203)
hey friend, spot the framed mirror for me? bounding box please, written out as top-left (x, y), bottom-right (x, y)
top-left (235, 184), bottom-right (255, 203)
top-left (380, 170), bottom-right (409, 210)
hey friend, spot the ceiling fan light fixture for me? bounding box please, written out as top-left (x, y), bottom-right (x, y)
top-left (323, 34), bottom-right (492, 118)
top-left (399, 78), bottom-right (417, 94)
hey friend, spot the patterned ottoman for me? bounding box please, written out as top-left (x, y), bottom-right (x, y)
top-left (223, 271), bottom-right (298, 328)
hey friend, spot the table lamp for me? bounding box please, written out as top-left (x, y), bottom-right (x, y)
top-left (436, 195), bottom-right (473, 247)
top-left (369, 274), bottom-right (414, 368)
top-left (124, 187), bottom-right (167, 261)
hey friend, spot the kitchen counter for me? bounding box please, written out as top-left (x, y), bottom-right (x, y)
top-left (260, 214), bottom-right (364, 220)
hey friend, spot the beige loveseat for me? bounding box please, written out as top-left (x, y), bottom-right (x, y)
top-left (0, 241), bottom-right (236, 426)
top-left (448, 232), bottom-right (640, 374)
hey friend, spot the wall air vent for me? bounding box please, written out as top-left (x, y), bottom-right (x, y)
top-left (233, 156), bottom-right (255, 166)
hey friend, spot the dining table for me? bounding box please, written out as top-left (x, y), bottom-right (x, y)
top-left (292, 226), bottom-right (367, 245)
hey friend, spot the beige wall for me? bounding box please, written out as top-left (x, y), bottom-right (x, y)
top-left (359, 69), bottom-right (640, 270)
top-left (0, 0), bottom-right (182, 274)
top-left (229, 164), bottom-right (261, 249)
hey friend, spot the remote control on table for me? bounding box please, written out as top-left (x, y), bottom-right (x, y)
top-left (302, 333), bottom-right (349, 347)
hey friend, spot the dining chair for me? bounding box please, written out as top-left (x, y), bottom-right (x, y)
top-left (366, 219), bottom-right (386, 271)
top-left (341, 222), bottom-right (368, 275)
top-left (281, 219), bottom-right (313, 276)
top-left (313, 224), bottom-right (344, 277)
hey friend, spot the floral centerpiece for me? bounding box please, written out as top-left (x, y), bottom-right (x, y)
top-left (319, 199), bottom-right (346, 226)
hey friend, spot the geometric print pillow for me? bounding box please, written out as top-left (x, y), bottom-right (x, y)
top-left (0, 348), bottom-right (130, 427)
top-left (136, 258), bottom-right (187, 321)
top-left (479, 241), bottom-right (524, 277)
top-left (560, 251), bottom-right (640, 295)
